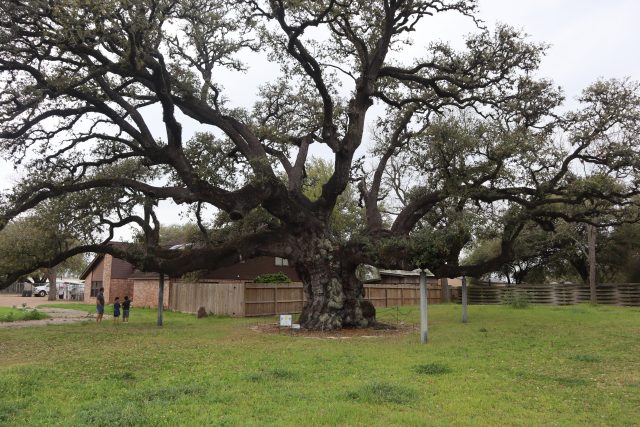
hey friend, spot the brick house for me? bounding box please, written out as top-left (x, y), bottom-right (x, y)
top-left (80, 251), bottom-right (135, 306)
top-left (80, 249), bottom-right (300, 308)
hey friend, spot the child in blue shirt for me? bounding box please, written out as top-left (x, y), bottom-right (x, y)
top-left (113, 297), bottom-right (121, 323)
top-left (122, 296), bottom-right (131, 323)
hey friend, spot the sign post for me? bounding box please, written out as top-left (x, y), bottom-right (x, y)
top-left (279, 314), bottom-right (292, 328)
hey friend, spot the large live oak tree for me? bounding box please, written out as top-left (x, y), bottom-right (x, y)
top-left (1, 1), bottom-right (639, 329)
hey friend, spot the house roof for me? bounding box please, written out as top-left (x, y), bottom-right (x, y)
top-left (378, 269), bottom-right (421, 277)
top-left (80, 254), bottom-right (103, 280)
top-left (129, 271), bottom-right (163, 280)
top-left (79, 242), bottom-right (129, 280)
top-left (80, 241), bottom-right (201, 280)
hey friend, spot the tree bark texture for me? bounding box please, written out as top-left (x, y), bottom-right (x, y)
top-left (47, 267), bottom-right (57, 301)
top-left (441, 277), bottom-right (451, 303)
top-left (296, 236), bottom-right (375, 330)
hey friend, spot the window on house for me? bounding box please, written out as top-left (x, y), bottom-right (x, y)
top-left (90, 281), bottom-right (103, 297)
top-left (275, 257), bottom-right (289, 266)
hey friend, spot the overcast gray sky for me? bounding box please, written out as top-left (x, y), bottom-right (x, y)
top-left (2, 0), bottom-right (639, 238)
top-left (479, 0), bottom-right (640, 95)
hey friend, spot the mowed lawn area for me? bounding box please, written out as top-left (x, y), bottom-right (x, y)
top-left (1, 304), bottom-right (638, 426)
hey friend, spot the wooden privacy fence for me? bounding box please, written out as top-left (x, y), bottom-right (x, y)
top-left (169, 281), bottom-right (245, 316)
top-left (170, 281), bottom-right (449, 317)
top-left (0, 282), bottom-right (25, 294)
top-left (364, 285), bottom-right (441, 308)
top-left (462, 283), bottom-right (640, 306)
top-left (244, 283), bottom-right (304, 317)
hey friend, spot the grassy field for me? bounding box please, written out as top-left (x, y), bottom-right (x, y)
top-left (1, 304), bottom-right (638, 426)
top-left (0, 306), bottom-right (49, 322)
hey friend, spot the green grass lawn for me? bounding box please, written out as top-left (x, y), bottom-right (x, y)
top-left (0, 306), bottom-right (49, 322)
top-left (1, 304), bottom-right (639, 426)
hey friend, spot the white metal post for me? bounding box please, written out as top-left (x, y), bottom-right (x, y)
top-left (420, 270), bottom-right (428, 344)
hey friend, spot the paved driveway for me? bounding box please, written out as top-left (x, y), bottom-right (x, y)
top-left (0, 294), bottom-right (79, 308)
top-left (0, 294), bottom-right (97, 328)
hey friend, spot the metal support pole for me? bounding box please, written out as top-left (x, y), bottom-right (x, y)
top-left (587, 224), bottom-right (597, 304)
top-left (420, 270), bottom-right (428, 344)
top-left (461, 275), bottom-right (468, 323)
top-left (157, 272), bottom-right (164, 326)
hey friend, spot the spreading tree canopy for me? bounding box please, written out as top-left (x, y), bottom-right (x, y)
top-left (467, 217), bottom-right (640, 284)
top-left (0, 198), bottom-right (89, 299)
top-left (1, 1), bottom-right (639, 329)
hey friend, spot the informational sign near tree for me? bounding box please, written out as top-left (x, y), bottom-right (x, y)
top-left (279, 314), bottom-right (292, 328)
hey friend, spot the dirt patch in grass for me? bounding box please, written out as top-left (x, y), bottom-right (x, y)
top-left (249, 322), bottom-right (416, 339)
top-left (0, 307), bottom-right (93, 329)
top-left (0, 295), bottom-right (78, 308)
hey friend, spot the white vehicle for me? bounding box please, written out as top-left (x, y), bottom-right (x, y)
top-left (33, 280), bottom-right (84, 298)
top-left (33, 284), bottom-right (49, 297)
top-left (67, 283), bottom-right (85, 300)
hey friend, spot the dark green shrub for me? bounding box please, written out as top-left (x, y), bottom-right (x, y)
top-left (254, 272), bottom-right (291, 283)
top-left (21, 309), bottom-right (48, 321)
top-left (0, 309), bottom-right (49, 322)
top-left (1, 312), bottom-right (15, 322)
top-left (502, 288), bottom-right (530, 308)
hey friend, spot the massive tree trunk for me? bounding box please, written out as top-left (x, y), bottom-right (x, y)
top-left (47, 267), bottom-right (57, 301)
top-left (295, 235), bottom-right (375, 330)
top-left (441, 277), bottom-right (451, 303)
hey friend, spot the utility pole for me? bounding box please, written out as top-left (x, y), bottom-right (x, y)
top-left (420, 270), bottom-right (428, 344)
top-left (587, 224), bottom-right (597, 304)
top-left (419, 268), bottom-right (435, 344)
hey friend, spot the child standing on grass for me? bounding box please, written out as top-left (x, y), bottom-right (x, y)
top-left (122, 296), bottom-right (131, 323)
top-left (96, 287), bottom-right (105, 323)
top-left (113, 297), bottom-right (121, 324)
